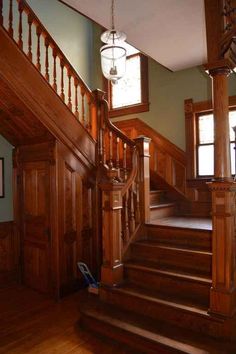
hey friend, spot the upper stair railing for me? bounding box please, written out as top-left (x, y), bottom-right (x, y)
top-left (0, 0), bottom-right (97, 139)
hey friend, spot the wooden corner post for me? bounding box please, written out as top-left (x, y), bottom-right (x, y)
top-left (100, 182), bottom-right (124, 287)
top-left (134, 136), bottom-right (151, 223)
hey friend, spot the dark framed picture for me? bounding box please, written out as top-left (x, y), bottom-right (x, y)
top-left (0, 158), bottom-right (4, 198)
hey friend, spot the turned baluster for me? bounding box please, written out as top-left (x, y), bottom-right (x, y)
top-left (36, 26), bottom-right (42, 72)
top-left (87, 95), bottom-right (92, 132)
top-left (116, 137), bottom-right (120, 169)
top-left (123, 191), bottom-right (130, 242)
top-left (108, 131), bottom-right (113, 169)
top-left (0, 0), bottom-right (3, 26)
top-left (233, 126), bottom-right (236, 180)
top-left (18, 2), bottom-right (23, 49)
top-left (8, 0), bottom-right (13, 37)
top-left (60, 59), bottom-right (65, 101)
top-left (27, 15), bottom-right (33, 61)
top-left (123, 143), bottom-right (127, 181)
top-left (67, 69), bottom-right (72, 110)
top-left (130, 183), bottom-right (136, 233)
top-left (44, 37), bottom-right (50, 82)
top-left (135, 179), bottom-right (141, 223)
top-left (52, 48), bottom-right (57, 92)
top-left (81, 87), bottom-right (85, 126)
top-left (74, 78), bottom-right (79, 119)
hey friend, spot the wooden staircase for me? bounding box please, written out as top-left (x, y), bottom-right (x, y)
top-left (80, 216), bottom-right (236, 352)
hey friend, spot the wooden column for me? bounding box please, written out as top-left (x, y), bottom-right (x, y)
top-left (209, 66), bottom-right (231, 179)
top-left (100, 182), bottom-right (124, 287)
top-left (134, 136), bottom-right (151, 223)
top-left (208, 182), bottom-right (236, 317)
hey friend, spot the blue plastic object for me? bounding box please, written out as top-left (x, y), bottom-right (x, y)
top-left (77, 262), bottom-right (98, 289)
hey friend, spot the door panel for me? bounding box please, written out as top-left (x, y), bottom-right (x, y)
top-left (22, 161), bottom-right (51, 293)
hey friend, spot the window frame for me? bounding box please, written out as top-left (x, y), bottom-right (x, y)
top-left (104, 52), bottom-right (149, 118)
top-left (185, 95), bottom-right (236, 181)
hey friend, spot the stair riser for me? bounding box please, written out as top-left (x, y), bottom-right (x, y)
top-left (100, 287), bottom-right (228, 339)
top-left (150, 191), bottom-right (166, 205)
top-left (80, 316), bottom-right (180, 354)
top-left (150, 206), bottom-right (175, 220)
top-left (125, 268), bottom-right (210, 307)
top-left (131, 244), bottom-right (212, 275)
top-left (146, 226), bottom-right (211, 251)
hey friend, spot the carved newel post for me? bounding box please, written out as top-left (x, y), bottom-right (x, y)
top-left (207, 65), bottom-right (236, 317)
top-left (134, 136), bottom-right (151, 223)
top-left (100, 178), bottom-right (124, 287)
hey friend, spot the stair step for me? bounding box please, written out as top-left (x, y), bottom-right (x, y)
top-left (80, 296), bottom-right (231, 354)
top-left (100, 284), bottom-right (227, 338)
top-left (124, 260), bottom-right (211, 306)
top-left (150, 203), bottom-right (176, 220)
top-left (150, 189), bottom-right (167, 205)
top-left (130, 241), bottom-right (212, 276)
top-left (145, 223), bottom-right (212, 251)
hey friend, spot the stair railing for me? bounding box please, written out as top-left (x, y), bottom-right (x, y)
top-left (0, 0), bottom-right (97, 139)
top-left (95, 91), bottom-right (150, 286)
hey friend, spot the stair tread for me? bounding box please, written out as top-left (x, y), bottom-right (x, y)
top-left (115, 284), bottom-right (213, 316)
top-left (81, 295), bottom-right (230, 354)
top-left (150, 202), bottom-right (175, 209)
top-left (150, 189), bottom-right (167, 194)
top-left (147, 216), bottom-right (212, 231)
top-left (124, 260), bottom-right (212, 284)
top-left (134, 240), bottom-right (212, 255)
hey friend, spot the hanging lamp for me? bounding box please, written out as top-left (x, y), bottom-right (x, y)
top-left (100, 0), bottom-right (127, 85)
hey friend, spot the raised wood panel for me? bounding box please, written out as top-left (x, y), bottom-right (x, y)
top-left (0, 221), bottom-right (19, 284)
top-left (22, 160), bottom-right (51, 294)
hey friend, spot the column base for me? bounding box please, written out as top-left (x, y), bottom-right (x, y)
top-left (209, 287), bottom-right (236, 318)
top-left (101, 263), bottom-right (124, 287)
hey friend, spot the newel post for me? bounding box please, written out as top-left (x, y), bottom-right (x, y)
top-left (208, 182), bottom-right (236, 317)
top-left (99, 182), bottom-right (124, 287)
top-left (134, 136), bottom-right (151, 223)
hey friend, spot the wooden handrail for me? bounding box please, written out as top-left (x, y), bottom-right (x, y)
top-left (0, 0), bottom-right (97, 138)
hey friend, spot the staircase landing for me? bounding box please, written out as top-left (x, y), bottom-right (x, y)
top-left (148, 216), bottom-right (212, 231)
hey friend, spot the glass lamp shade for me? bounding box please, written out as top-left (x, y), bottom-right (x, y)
top-left (100, 44), bottom-right (126, 85)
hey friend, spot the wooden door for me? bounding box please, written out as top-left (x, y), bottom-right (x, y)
top-left (21, 161), bottom-right (51, 294)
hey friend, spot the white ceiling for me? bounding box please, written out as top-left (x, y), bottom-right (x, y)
top-left (62, 0), bottom-right (207, 72)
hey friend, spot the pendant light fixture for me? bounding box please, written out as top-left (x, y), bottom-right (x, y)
top-left (100, 0), bottom-right (127, 85)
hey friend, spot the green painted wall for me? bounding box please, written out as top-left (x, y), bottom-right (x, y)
top-left (27, 0), bottom-right (93, 87)
top-left (112, 59), bottom-right (236, 150)
top-left (0, 136), bottom-right (13, 222)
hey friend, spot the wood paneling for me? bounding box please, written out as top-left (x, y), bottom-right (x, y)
top-left (0, 221), bottom-right (19, 285)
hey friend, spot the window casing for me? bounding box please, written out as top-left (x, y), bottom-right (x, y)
top-left (104, 52), bottom-right (149, 118)
top-left (185, 96), bottom-right (236, 180)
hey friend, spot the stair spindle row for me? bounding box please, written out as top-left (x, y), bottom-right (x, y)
top-left (0, 0), bottom-right (96, 138)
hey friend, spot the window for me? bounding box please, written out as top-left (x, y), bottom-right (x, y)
top-left (197, 110), bottom-right (236, 176)
top-left (104, 43), bottom-right (149, 118)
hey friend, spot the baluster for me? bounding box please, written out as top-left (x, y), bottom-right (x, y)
top-left (116, 137), bottom-right (120, 169)
top-left (74, 79), bottom-right (79, 119)
top-left (81, 87), bottom-right (85, 126)
top-left (0, 0), bottom-right (3, 26)
top-left (135, 178), bottom-right (141, 224)
top-left (52, 49), bottom-right (57, 92)
top-left (67, 69), bottom-right (72, 110)
top-left (45, 37), bottom-right (49, 82)
top-left (60, 60), bottom-right (65, 101)
top-left (108, 131), bottom-right (113, 169)
top-left (123, 142), bottom-right (127, 181)
top-left (130, 183), bottom-right (136, 233)
top-left (123, 191), bottom-right (130, 242)
top-left (27, 15), bottom-right (33, 61)
top-left (8, 0), bottom-right (13, 37)
top-left (18, 2), bottom-right (23, 49)
top-left (87, 95), bottom-right (92, 132)
top-left (36, 26), bottom-right (42, 72)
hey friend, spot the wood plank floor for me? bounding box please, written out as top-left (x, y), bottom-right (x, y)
top-left (0, 285), bottom-right (133, 354)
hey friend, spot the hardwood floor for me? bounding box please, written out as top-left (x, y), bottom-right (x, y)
top-left (148, 217), bottom-right (212, 231)
top-left (0, 285), bottom-right (133, 354)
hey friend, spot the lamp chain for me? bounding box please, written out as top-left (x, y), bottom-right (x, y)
top-left (111, 0), bottom-right (115, 29)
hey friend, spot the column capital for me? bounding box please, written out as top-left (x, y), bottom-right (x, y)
top-left (205, 59), bottom-right (233, 77)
